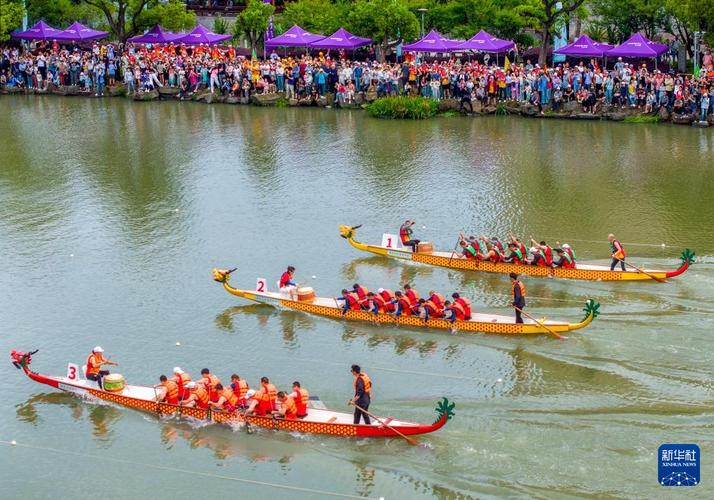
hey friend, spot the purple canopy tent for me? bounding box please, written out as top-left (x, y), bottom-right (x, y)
top-left (402, 30), bottom-right (460, 53)
top-left (127, 25), bottom-right (180, 44)
top-left (606, 33), bottom-right (668, 58)
top-left (174, 25), bottom-right (232, 45)
top-left (456, 30), bottom-right (515, 53)
top-left (55, 22), bottom-right (108, 42)
top-left (309, 28), bottom-right (371, 50)
top-left (11, 21), bottom-right (62, 41)
top-left (265, 25), bottom-right (324, 48)
top-left (554, 34), bottom-right (612, 58)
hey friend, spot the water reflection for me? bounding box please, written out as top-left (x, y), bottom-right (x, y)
top-left (215, 304), bottom-right (273, 332)
top-left (340, 256), bottom-right (434, 285)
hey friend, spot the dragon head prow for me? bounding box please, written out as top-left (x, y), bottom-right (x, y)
top-left (212, 268), bottom-right (236, 283)
top-left (339, 224), bottom-right (361, 239)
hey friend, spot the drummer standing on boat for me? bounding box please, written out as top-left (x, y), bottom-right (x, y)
top-left (279, 265), bottom-right (298, 300)
top-left (85, 346), bottom-right (117, 389)
top-left (350, 364), bottom-right (372, 425)
top-left (608, 234), bottom-right (626, 271)
top-left (510, 273), bottom-right (526, 324)
top-left (399, 220), bottom-right (420, 252)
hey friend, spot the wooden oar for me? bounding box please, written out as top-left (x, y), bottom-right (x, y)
top-left (348, 401), bottom-right (418, 446)
top-left (447, 235), bottom-right (463, 267)
top-left (514, 306), bottom-right (566, 340)
top-left (623, 260), bottom-right (667, 283)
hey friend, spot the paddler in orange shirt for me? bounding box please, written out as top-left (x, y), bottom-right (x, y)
top-left (608, 233), bottom-right (627, 271)
top-left (155, 375), bottom-right (180, 405)
top-left (180, 382), bottom-right (209, 409)
top-left (85, 346), bottom-right (118, 390)
top-left (245, 377), bottom-right (277, 416)
top-left (273, 392), bottom-right (298, 420)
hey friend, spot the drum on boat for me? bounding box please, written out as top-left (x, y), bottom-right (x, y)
top-left (297, 287), bottom-right (316, 302)
top-left (103, 374), bottom-right (125, 393)
top-left (416, 242), bottom-right (433, 253)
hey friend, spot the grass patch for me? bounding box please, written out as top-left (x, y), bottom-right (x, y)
top-left (366, 96), bottom-right (439, 119)
top-left (623, 115), bottom-right (660, 124)
top-left (439, 110), bottom-right (460, 118)
top-left (495, 103), bottom-right (509, 116)
top-left (275, 96), bottom-right (289, 108)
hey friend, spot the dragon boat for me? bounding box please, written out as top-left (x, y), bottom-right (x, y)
top-left (10, 350), bottom-right (453, 439)
top-left (339, 225), bottom-right (695, 282)
top-left (212, 269), bottom-right (599, 336)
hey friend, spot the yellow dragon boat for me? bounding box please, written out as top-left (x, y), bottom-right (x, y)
top-left (212, 269), bottom-right (599, 336)
top-left (339, 225), bottom-right (695, 282)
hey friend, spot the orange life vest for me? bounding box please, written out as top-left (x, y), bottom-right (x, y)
top-left (354, 286), bottom-right (369, 301)
top-left (450, 302), bottom-right (466, 320)
top-left (162, 380), bottom-right (179, 405)
top-left (455, 297), bottom-right (472, 318)
top-left (220, 387), bottom-right (239, 408)
top-left (353, 373), bottom-right (372, 397)
top-left (202, 374), bottom-right (221, 390)
top-left (430, 293), bottom-right (445, 310)
top-left (280, 396), bottom-right (298, 420)
top-left (512, 280), bottom-right (526, 298)
top-left (194, 386), bottom-right (209, 409)
top-left (256, 383), bottom-right (277, 414)
top-left (294, 387), bottom-right (309, 416)
top-left (372, 294), bottom-right (387, 312)
top-left (344, 292), bottom-right (361, 310)
top-left (397, 296), bottom-right (412, 315)
top-left (85, 353), bottom-right (104, 376)
top-left (405, 289), bottom-right (419, 306)
top-left (232, 379), bottom-right (249, 401)
top-left (174, 373), bottom-right (192, 400)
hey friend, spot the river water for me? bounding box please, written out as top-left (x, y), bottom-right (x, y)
top-left (1, 96), bottom-right (713, 499)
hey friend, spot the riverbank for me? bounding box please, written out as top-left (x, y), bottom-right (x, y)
top-left (2, 83), bottom-right (712, 127)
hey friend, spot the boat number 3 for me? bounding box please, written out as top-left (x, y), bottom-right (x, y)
top-left (256, 278), bottom-right (266, 292)
top-left (67, 363), bottom-right (80, 380)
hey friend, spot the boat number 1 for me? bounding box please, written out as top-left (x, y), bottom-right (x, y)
top-left (67, 363), bottom-right (79, 380)
top-left (387, 238), bottom-right (392, 247)
top-left (256, 278), bottom-right (266, 292)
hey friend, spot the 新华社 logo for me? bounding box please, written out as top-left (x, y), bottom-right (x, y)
top-left (658, 444), bottom-right (700, 486)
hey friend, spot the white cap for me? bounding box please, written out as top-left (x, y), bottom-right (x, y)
top-left (173, 367), bottom-right (183, 374)
top-left (245, 389), bottom-right (256, 399)
top-left (562, 244), bottom-right (570, 249)
top-left (186, 381), bottom-right (196, 389)
top-left (377, 288), bottom-right (384, 293)
top-left (530, 247), bottom-right (538, 254)
top-left (93, 346), bottom-right (104, 353)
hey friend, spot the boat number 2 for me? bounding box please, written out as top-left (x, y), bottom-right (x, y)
top-left (67, 363), bottom-right (79, 380)
top-left (256, 278), bottom-right (266, 292)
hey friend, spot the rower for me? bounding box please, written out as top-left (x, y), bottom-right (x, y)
top-left (504, 242), bottom-right (525, 265)
top-left (173, 367), bottom-right (192, 401)
top-left (562, 244), bottom-right (577, 264)
top-left (490, 236), bottom-right (505, 255)
top-left (530, 239), bottom-right (553, 266)
top-left (350, 364), bottom-right (372, 425)
top-left (377, 288), bottom-right (397, 313)
top-left (390, 291), bottom-right (412, 316)
top-left (246, 376), bottom-right (277, 416)
top-left (509, 234), bottom-right (528, 258)
top-left (414, 299), bottom-right (430, 321)
top-left (85, 346), bottom-right (118, 390)
top-left (180, 382), bottom-right (209, 409)
top-left (459, 239), bottom-right (479, 260)
top-left (336, 289), bottom-right (361, 316)
top-left (279, 265), bottom-right (298, 300)
top-left (553, 248), bottom-right (576, 269)
top-left (529, 246), bottom-right (548, 267)
top-left (451, 293), bottom-right (472, 320)
top-left (289, 381), bottom-right (310, 418)
top-left (365, 292), bottom-right (385, 315)
top-left (230, 374), bottom-right (250, 407)
top-left (155, 375), bottom-right (180, 405)
top-left (209, 383), bottom-right (239, 412)
top-left (403, 284), bottom-right (420, 307)
top-left (200, 368), bottom-right (222, 402)
top-left (274, 392), bottom-right (298, 420)
top-left (608, 234), bottom-right (626, 271)
top-left (482, 242), bottom-right (503, 263)
top-left (399, 220), bottom-right (420, 252)
top-left (352, 283), bottom-right (369, 305)
top-left (510, 273), bottom-right (526, 324)
top-left (428, 290), bottom-right (445, 313)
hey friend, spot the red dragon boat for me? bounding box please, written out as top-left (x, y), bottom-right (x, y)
top-left (10, 350), bottom-right (454, 439)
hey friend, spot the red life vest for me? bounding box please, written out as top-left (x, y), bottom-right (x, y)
top-left (379, 289), bottom-right (395, 302)
top-left (464, 245), bottom-right (478, 259)
top-left (293, 387), bottom-right (309, 417)
top-left (425, 300), bottom-right (439, 316)
top-left (162, 380), bottom-right (179, 405)
top-left (455, 297), bottom-right (472, 318)
top-left (344, 292), bottom-right (361, 310)
top-left (450, 302), bottom-right (466, 320)
top-left (493, 240), bottom-right (504, 254)
top-left (532, 251), bottom-right (547, 267)
top-left (232, 379), bottom-right (249, 405)
top-left (561, 252), bottom-right (576, 269)
top-left (489, 248), bottom-right (503, 263)
top-left (430, 293), bottom-right (445, 310)
top-left (256, 383), bottom-right (277, 415)
top-left (397, 297), bottom-right (412, 316)
top-left (611, 240), bottom-right (626, 260)
top-left (174, 373), bottom-right (192, 400)
top-left (543, 246), bottom-right (553, 266)
top-left (510, 248), bottom-right (525, 265)
top-left (399, 226), bottom-right (410, 244)
top-left (405, 289), bottom-right (419, 306)
top-left (565, 247), bottom-right (575, 262)
top-left (372, 295), bottom-right (387, 312)
top-left (354, 286), bottom-right (369, 300)
top-left (518, 242), bottom-right (527, 258)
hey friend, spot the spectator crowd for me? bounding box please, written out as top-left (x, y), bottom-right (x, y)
top-left (2, 41), bottom-right (713, 121)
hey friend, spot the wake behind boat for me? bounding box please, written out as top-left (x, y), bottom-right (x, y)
top-left (212, 269), bottom-right (599, 336)
top-left (10, 350), bottom-right (453, 439)
top-left (339, 225), bottom-right (695, 282)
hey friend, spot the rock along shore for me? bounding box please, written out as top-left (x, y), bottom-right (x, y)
top-left (2, 83), bottom-right (712, 128)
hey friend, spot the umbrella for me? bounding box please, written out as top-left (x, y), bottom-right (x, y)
top-left (11, 21), bottom-right (62, 41)
top-left (456, 30), bottom-right (515, 53)
top-left (127, 25), bottom-right (181, 44)
top-left (309, 28), bottom-right (371, 50)
top-left (265, 25), bottom-right (324, 48)
top-left (55, 22), bottom-right (109, 42)
top-left (554, 34), bottom-right (613, 58)
top-left (173, 25), bottom-right (232, 45)
top-left (606, 33), bottom-right (668, 58)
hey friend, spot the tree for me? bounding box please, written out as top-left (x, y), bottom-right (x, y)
top-left (520, 0), bottom-right (588, 65)
top-left (589, 0), bottom-right (668, 42)
top-left (136, 0), bottom-right (196, 34)
top-left (234, 0), bottom-right (274, 52)
top-left (26, 0), bottom-right (94, 28)
top-left (0, 0), bottom-right (23, 41)
top-left (347, 0), bottom-right (419, 61)
top-left (279, 0), bottom-right (345, 36)
top-left (666, 0), bottom-right (714, 57)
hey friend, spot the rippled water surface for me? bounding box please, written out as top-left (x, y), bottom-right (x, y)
top-left (1, 96), bottom-right (713, 499)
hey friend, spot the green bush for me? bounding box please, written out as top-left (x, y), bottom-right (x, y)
top-left (366, 96), bottom-right (439, 119)
top-left (623, 115), bottom-right (660, 124)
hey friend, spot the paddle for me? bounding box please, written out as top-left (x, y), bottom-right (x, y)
top-left (447, 234), bottom-right (463, 266)
top-left (623, 260), bottom-right (666, 283)
top-left (348, 401), bottom-right (418, 446)
top-left (514, 306), bottom-right (566, 340)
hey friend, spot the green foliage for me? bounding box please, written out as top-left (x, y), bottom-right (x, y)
top-left (26, 0), bottom-right (99, 28)
top-left (275, 96), bottom-right (290, 107)
top-left (590, 0), bottom-right (668, 41)
top-left (213, 15), bottom-right (229, 35)
top-left (0, 0), bottom-right (23, 41)
top-left (234, 0), bottom-right (274, 51)
top-left (366, 96), bottom-right (439, 119)
top-left (439, 110), bottom-right (460, 117)
top-left (623, 115), bottom-right (661, 123)
top-left (279, 0), bottom-right (345, 36)
top-left (495, 103), bottom-right (509, 115)
top-left (137, 0), bottom-right (196, 34)
top-left (347, 0), bottom-right (419, 58)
